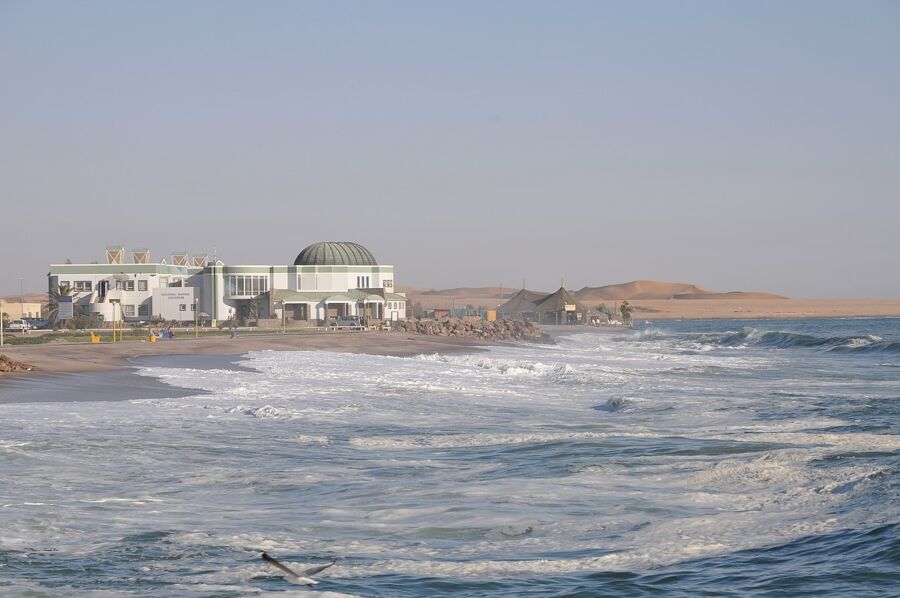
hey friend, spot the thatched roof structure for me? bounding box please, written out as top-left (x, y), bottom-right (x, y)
top-left (533, 287), bottom-right (586, 314)
top-left (497, 288), bottom-right (545, 317)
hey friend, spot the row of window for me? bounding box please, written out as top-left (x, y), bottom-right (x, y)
top-left (121, 280), bottom-right (149, 291)
top-left (387, 301), bottom-right (404, 310)
top-left (226, 275), bottom-right (269, 296)
top-left (61, 280), bottom-right (149, 293)
top-left (65, 280), bottom-right (92, 292)
top-left (297, 275), bottom-right (392, 290)
top-left (60, 275), bottom-right (393, 297)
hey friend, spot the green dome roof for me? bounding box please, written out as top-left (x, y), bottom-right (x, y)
top-left (294, 242), bottom-right (378, 266)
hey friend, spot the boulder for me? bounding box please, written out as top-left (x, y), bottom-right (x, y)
top-left (0, 354), bottom-right (34, 373)
top-left (393, 318), bottom-right (553, 343)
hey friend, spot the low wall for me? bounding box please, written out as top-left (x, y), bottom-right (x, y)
top-left (255, 319), bottom-right (317, 330)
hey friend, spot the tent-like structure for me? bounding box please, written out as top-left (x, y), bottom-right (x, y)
top-left (498, 287), bottom-right (589, 324)
top-left (533, 287), bottom-right (586, 324)
top-left (497, 288), bottom-right (546, 321)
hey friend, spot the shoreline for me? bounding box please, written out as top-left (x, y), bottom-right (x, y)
top-left (0, 331), bottom-right (493, 380)
top-left (627, 298), bottom-right (900, 320)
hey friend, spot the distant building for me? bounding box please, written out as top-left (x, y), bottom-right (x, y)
top-left (0, 301), bottom-right (43, 320)
top-left (498, 286), bottom-right (587, 324)
top-left (47, 241), bottom-right (407, 325)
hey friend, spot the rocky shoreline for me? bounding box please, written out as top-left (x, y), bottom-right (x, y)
top-left (392, 318), bottom-right (553, 343)
top-left (0, 354), bottom-right (35, 373)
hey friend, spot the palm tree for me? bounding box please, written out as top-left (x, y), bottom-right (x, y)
top-left (619, 300), bottom-right (633, 324)
top-left (47, 282), bottom-right (72, 328)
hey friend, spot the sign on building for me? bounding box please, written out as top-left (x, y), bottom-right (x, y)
top-left (58, 296), bottom-right (74, 320)
top-left (152, 288), bottom-right (196, 321)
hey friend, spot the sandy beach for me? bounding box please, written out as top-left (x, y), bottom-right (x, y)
top-left (629, 298), bottom-right (900, 320)
top-left (0, 331), bottom-right (490, 378)
top-left (402, 286), bottom-right (900, 321)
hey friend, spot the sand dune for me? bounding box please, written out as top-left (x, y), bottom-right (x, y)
top-left (403, 280), bottom-right (791, 309)
top-left (673, 291), bottom-right (787, 300)
top-left (576, 280), bottom-right (710, 302)
top-left (630, 298), bottom-right (900, 320)
top-left (575, 280), bottom-right (787, 302)
top-left (401, 286), bottom-right (510, 308)
top-left (399, 281), bottom-right (899, 319)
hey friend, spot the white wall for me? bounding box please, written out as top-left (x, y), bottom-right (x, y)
top-left (152, 288), bottom-right (196, 321)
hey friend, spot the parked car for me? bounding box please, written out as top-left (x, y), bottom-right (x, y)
top-left (25, 318), bottom-right (49, 329)
top-left (328, 315), bottom-right (362, 327)
top-left (7, 319), bottom-right (32, 331)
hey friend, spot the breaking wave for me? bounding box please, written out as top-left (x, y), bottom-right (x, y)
top-left (703, 328), bottom-right (900, 353)
top-left (416, 353), bottom-right (585, 382)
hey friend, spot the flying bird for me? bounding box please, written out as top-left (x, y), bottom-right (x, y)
top-left (261, 552), bottom-right (336, 587)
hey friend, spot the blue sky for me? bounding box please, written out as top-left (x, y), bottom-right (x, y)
top-left (1, 1), bottom-right (898, 296)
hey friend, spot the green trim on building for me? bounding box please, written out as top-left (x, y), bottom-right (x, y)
top-left (219, 265), bottom-right (392, 274)
top-left (294, 265), bottom-right (393, 274)
top-left (221, 266), bottom-right (277, 274)
top-left (49, 264), bottom-right (200, 276)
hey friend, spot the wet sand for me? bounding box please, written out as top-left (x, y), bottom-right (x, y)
top-left (628, 298), bottom-right (900, 320)
top-left (0, 331), bottom-right (489, 378)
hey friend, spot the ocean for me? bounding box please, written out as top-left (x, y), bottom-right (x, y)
top-left (1, 318), bottom-right (898, 597)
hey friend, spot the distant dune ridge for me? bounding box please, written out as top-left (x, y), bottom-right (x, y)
top-left (574, 281), bottom-right (788, 302)
top-left (399, 281), bottom-right (788, 309)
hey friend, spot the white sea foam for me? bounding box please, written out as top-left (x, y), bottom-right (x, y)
top-left (3, 323), bottom-right (896, 594)
top-left (350, 430), bottom-right (659, 450)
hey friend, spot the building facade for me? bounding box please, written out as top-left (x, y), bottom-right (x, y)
top-left (47, 242), bottom-right (407, 325)
top-left (0, 301), bottom-right (43, 320)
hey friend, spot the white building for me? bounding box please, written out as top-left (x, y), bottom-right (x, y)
top-left (47, 242), bottom-right (407, 325)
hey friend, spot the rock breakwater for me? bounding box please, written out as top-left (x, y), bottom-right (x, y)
top-left (393, 318), bottom-right (552, 343)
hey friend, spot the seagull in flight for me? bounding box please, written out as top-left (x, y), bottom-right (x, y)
top-left (261, 552), bottom-right (336, 587)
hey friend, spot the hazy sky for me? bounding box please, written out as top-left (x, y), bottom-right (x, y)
top-left (2, 1), bottom-right (898, 297)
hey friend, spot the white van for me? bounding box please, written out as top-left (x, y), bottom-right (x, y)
top-left (7, 319), bottom-right (32, 331)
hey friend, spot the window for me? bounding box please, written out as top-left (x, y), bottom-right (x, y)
top-left (138, 304), bottom-right (149, 317)
top-left (179, 304), bottom-right (186, 311)
top-left (190, 304), bottom-right (196, 311)
top-left (383, 279), bottom-right (393, 288)
top-left (122, 280), bottom-right (135, 291)
top-left (73, 280), bottom-right (92, 292)
top-left (60, 280), bottom-right (70, 289)
top-left (124, 305), bottom-right (135, 317)
top-left (297, 275), bottom-right (302, 290)
top-left (226, 275), bottom-right (268, 296)
top-left (138, 280), bottom-right (148, 291)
